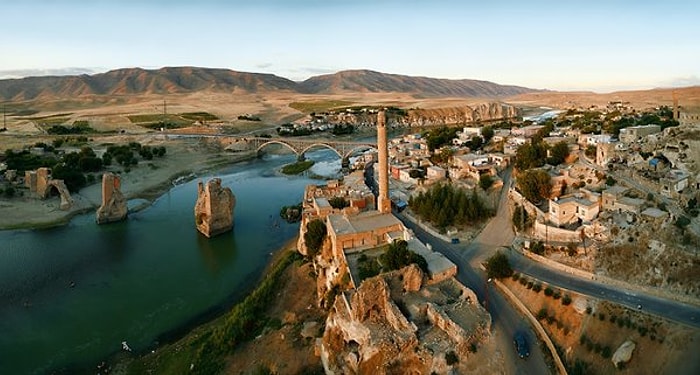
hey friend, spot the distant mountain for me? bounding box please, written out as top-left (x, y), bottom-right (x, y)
top-left (298, 69), bottom-right (534, 97)
top-left (0, 67), bottom-right (537, 101)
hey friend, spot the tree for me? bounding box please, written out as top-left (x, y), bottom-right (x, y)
top-left (380, 239), bottom-right (428, 273)
top-left (485, 251), bottom-right (513, 279)
top-left (479, 174), bottom-right (494, 190)
top-left (515, 141), bottom-right (547, 170)
top-left (547, 141), bottom-right (570, 165)
top-left (481, 125), bottom-right (494, 144)
top-left (328, 196), bottom-right (349, 210)
top-left (304, 219), bottom-right (327, 257)
top-left (530, 241), bottom-right (545, 255)
top-left (468, 136), bottom-right (483, 151)
top-left (517, 169), bottom-right (552, 204)
top-left (512, 205), bottom-right (532, 231)
top-left (584, 145), bottom-right (596, 158)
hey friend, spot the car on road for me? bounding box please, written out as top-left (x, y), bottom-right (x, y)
top-left (451, 238), bottom-right (460, 244)
top-left (514, 332), bottom-right (530, 359)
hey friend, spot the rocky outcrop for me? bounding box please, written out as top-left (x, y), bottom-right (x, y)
top-left (194, 178), bottom-right (236, 237)
top-left (320, 265), bottom-right (491, 375)
top-left (612, 340), bottom-right (636, 368)
top-left (96, 173), bottom-right (127, 224)
top-left (317, 102), bottom-right (518, 128)
top-left (396, 103), bottom-right (519, 126)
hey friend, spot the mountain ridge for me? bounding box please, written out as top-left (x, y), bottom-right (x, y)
top-left (0, 67), bottom-right (538, 101)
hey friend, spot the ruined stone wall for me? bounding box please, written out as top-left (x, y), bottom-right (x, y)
top-left (96, 173), bottom-right (127, 224)
top-left (194, 178), bottom-right (235, 237)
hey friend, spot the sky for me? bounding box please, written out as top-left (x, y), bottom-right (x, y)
top-left (0, 0), bottom-right (698, 92)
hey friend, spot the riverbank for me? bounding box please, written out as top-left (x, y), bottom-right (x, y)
top-left (0, 138), bottom-right (256, 230)
top-left (108, 237), bottom-right (314, 374)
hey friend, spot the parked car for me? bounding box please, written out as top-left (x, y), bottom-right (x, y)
top-left (514, 332), bottom-right (530, 359)
top-left (451, 238), bottom-right (460, 244)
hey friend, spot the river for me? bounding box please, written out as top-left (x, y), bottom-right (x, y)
top-left (0, 149), bottom-right (345, 374)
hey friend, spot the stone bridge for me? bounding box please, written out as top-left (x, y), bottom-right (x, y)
top-left (232, 137), bottom-right (377, 162)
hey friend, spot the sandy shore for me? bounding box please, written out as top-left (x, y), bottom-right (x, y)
top-left (0, 136), bottom-right (256, 230)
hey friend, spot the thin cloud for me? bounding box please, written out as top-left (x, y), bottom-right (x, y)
top-left (0, 67), bottom-right (103, 79)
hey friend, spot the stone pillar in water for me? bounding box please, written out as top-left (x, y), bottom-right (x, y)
top-left (96, 172), bottom-right (128, 224)
top-left (194, 178), bottom-right (236, 237)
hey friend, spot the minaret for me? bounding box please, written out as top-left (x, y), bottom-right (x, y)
top-left (377, 110), bottom-right (391, 214)
top-left (673, 91), bottom-right (679, 121)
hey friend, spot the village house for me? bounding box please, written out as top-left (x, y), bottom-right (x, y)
top-left (548, 190), bottom-right (600, 227)
top-left (511, 124), bottom-right (544, 137)
top-left (619, 124), bottom-right (661, 144)
top-left (661, 169), bottom-right (690, 198)
top-left (450, 153), bottom-right (498, 180)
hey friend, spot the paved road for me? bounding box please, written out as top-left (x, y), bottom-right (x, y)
top-left (397, 167), bottom-right (554, 374)
top-left (399, 164), bottom-right (700, 374)
top-left (507, 250), bottom-right (700, 328)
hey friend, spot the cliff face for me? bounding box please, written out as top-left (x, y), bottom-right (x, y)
top-left (318, 103), bottom-right (518, 128)
top-left (397, 103), bottom-right (519, 126)
top-left (194, 178), bottom-right (236, 238)
top-left (320, 265), bottom-right (492, 375)
top-left (96, 173), bottom-right (127, 224)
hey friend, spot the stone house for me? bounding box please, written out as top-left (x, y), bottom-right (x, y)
top-left (661, 169), bottom-right (690, 198)
top-left (426, 166), bottom-right (447, 181)
top-left (548, 193), bottom-right (600, 227)
top-left (619, 124), bottom-right (661, 144)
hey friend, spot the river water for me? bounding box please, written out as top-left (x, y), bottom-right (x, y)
top-left (0, 150), bottom-right (344, 374)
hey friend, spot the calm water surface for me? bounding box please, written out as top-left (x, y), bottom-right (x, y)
top-left (0, 152), bottom-right (340, 374)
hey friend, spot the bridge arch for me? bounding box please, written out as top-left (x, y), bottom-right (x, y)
top-left (299, 143), bottom-right (343, 159)
top-left (255, 140), bottom-right (300, 157)
top-left (342, 144), bottom-right (377, 161)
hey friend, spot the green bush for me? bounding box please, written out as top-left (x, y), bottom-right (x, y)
top-left (544, 287), bottom-right (554, 296)
top-left (562, 294), bottom-right (572, 305)
top-left (536, 308), bottom-right (548, 320)
top-left (445, 351), bottom-right (459, 365)
top-left (532, 283), bottom-right (542, 293)
top-left (485, 252), bottom-right (513, 279)
top-left (304, 219), bottom-right (327, 257)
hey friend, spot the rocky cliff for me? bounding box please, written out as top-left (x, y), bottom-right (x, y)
top-left (317, 102), bottom-right (518, 128)
top-left (96, 173), bottom-right (127, 224)
top-left (320, 265), bottom-right (492, 375)
top-left (194, 178), bottom-right (236, 238)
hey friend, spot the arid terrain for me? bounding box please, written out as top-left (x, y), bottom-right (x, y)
top-left (503, 276), bottom-right (700, 375)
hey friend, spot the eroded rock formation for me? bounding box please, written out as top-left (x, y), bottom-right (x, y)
top-left (96, 173), bottom-right (128, 224)
top-left (397, 103), bottom-right (519, 126)
top-left (194, 178), bottom-right (236, 237)
top-left (320, 265), bottom-right (491, 375)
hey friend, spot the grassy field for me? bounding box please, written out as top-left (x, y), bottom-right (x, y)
top-left (289, 100), bottom-right (353, 114)
top-left (180, 112), bottom-right (219, 122)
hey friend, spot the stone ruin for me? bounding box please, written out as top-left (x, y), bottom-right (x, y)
top-left (194, 178), bottom-right (236, 237)
top-left (320, 265), bottom-right (491, 375)
top-left (96, 173), bottom-right (128, 224)
top-left (25, 167), bottom-right (73, 210)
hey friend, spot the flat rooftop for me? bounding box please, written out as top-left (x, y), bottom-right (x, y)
top-left (328, 211), bottom-right (403, 236)
top-left (406, 238), bottom-right (457, 278)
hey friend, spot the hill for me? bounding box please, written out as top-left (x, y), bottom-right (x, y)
top-left (298, 69), bottom-right (535, 97)
top-left (0, 67), bottom-right (537, 101)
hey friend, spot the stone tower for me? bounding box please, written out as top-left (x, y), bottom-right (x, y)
top-left (377, 110), bottom-right (391, 214)
top-left (194, 178), bottom-right (236, 238)
top-left (96, 172), bottom-right (128, 224)
top-left (673, 91), bottom-right (679, 121)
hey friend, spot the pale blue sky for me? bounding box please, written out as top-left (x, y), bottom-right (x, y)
top-left (1, 0), bottom-right (698, 92)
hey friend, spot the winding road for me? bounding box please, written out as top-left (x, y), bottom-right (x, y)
top-left (396, 165), bottom-right (700, 374)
